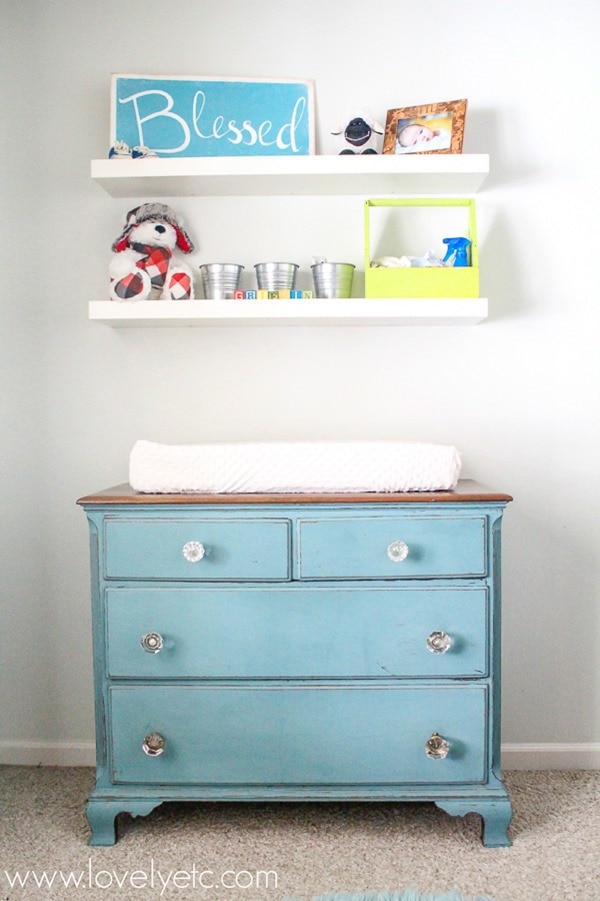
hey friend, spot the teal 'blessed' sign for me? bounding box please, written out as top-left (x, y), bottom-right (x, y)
top-left (111, 75), bottom-right (315, 157)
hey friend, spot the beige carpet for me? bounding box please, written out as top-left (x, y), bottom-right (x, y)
top-left (0, 768), bottom-right (598, 901)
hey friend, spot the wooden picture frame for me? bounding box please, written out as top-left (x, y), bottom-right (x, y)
top-left (383, 99), bottom-right (467, 155)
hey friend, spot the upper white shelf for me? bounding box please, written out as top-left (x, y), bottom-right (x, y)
top-left (91, 154), bottom-right (490, 198)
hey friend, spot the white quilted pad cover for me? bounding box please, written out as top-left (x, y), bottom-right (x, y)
top-left (129, 440), bottom-right (462, 494)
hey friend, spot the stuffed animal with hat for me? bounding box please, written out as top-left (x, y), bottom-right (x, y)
top-left (109, 202), bottom-right (195, 301)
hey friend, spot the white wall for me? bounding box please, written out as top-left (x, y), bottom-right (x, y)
top-left (1, 0), bottom-right (599, 767)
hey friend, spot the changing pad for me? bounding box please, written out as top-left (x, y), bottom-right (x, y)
top-left (129, 440), bottom-right (462, 494)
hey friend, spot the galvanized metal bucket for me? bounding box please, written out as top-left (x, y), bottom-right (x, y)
top-left (254, 262), bottom-right (299, 291)
top-left (200, 263), bottom-right (244, 299)
top-left (311, 262), bottom-right (355, 298)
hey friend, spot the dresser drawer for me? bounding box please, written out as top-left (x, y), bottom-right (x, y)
top-left (297, 515), bottom-right (486, 579)
top-left (103, 517), bottom-right (290, 581)
top-left (106, 585), bottom-right (487, 679)
top-left (110, 684), bottom-right (487, 785)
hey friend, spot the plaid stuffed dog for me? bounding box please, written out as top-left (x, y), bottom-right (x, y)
top-left (109, 203), bottom-right (195, 301)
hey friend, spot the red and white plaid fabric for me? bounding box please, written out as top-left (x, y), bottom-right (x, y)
top-left (168, 271), bottom-right (193, 300)
top-left (112, 271), bottom-right (147, 300)
top-left (130, 243), bottom-right (173, 289)
top-left (112, 243), bottom-right (193, 299)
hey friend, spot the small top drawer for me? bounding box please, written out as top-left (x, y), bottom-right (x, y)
top-left (104, 517), bottom-right (290, 581)
top-left (297, 514), bottom-right (486, 579)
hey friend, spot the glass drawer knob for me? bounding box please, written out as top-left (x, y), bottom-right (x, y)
top-left (425, 732), bottom-right (450, 760)
top-left (140, 631), bottom-right (164, 654)
top-left (142, 732), bottom-right (165, 757)
top-left (427, 631), bottom-right (452, 654)
top-left (387, 540), bottom-right (409, 563)
top-left (182, 540), bottom-right (205, 562)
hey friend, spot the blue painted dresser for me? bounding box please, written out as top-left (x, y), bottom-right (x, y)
top-left (78, 480), bottom-right (513, 846)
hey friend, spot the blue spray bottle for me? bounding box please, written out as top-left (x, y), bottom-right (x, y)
top-left (442, 236), bottom-right (471, 267)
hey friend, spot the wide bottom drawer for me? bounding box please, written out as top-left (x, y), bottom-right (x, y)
top-left (110, 684), bottom-right (487, 785)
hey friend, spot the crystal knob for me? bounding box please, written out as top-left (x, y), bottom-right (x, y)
top-left (387, 540), bottom-right (409, 563)
top-left (426, 631), bottom-right (452, 654)
top-left (425, 732), bottom-right (450, 760)
top-left (182, 540), bottom-right (205, 563)
top-left (140, 631), bottom-right (164, 654)
top-left (142, 732), bottom-right (165, 757)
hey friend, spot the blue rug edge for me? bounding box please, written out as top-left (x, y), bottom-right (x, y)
top-left (283, 891), bottom-right (494, 901)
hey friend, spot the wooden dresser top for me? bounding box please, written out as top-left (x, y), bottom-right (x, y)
top-left (78, 480), bottom-right (512, 506)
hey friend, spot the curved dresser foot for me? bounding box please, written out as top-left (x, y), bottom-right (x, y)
top-left (87, 799), bottom-right (163, 846)
top-left (435, 798), bottom-right (513, 847)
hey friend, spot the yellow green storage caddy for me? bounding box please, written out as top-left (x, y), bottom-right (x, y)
top-left (364, 197), bottom-right (479, 299)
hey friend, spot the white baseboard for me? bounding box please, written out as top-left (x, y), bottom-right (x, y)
top-left (502, 742), bottom-right (600, 770)
top-left (501, 743), bottom-right (600, 770)
top-left (0, 741), bottom-right (96, 767)
top-left (1, 740), bottom-right (600, 770)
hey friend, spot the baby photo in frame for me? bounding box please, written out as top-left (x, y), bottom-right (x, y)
top-left (383, 99), bottom-right (467, 155)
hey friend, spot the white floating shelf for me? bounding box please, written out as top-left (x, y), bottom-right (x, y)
top-left (89, 298), bottom-right (488, 327)
top-left (91, 154), bottom-right (489, 198)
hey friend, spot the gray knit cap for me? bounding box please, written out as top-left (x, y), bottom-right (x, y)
top-left (112, 203), bottom-right (195, 253)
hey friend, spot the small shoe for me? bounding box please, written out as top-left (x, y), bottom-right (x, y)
top-left (108, 141), bottom-right (131, 159)
top-left (131, 145), bottom-right (157, 159)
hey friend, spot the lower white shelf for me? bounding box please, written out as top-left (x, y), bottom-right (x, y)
top-left (89, 298), bottom-right (488, 327)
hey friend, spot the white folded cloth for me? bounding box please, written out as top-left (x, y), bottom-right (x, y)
top-left (129, 440), bottom-right (462, 494)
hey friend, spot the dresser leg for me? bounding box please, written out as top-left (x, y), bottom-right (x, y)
top-left (435, 798), bottom-right (513, 847)
top-left (480, 799), bottom-right (513, 847)
top-left (86, 799), bottom-right (164, 846)
top-left (86, 800), bottom-right (121, 846)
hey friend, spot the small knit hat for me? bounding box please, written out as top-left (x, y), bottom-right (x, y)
top-left (112, 203), bottom-right (195, 253)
